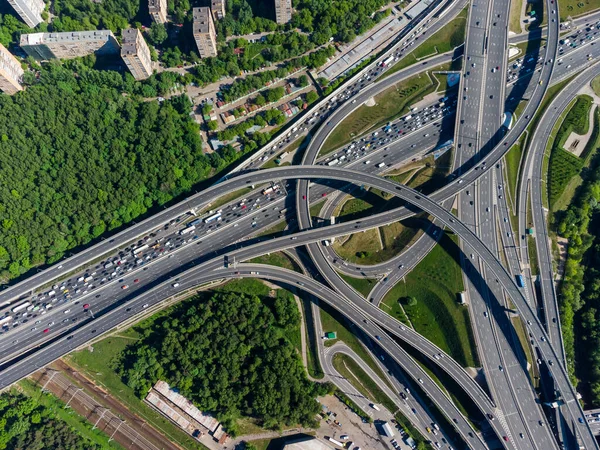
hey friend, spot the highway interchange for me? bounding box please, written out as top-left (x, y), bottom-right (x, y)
top-left (1, 1), bottom-right (600, 449)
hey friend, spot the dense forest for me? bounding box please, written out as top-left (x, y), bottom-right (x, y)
top-left (116, 285), bottom-right (333, 433)
top-left (0, 391), bottom-right (101, 449)
top-left (292, 0), bottom-right (391, 43)
top-left (0, 62), bottom-right (216, 281)
top-left (555, 110), bottom-right (600, 405)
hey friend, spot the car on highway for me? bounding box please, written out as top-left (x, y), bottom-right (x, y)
top-left (121, 285), bottom-right (128, 290)
top-left (43, 328), bottom-right (49, 333)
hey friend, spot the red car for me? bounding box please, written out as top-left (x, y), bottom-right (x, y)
top-left (43, 328), bottom-right (49, 333)
top-left (241, 205), bottom-right (247, 209)
top-left (503, 436), bottom-right (509, 442)
top-left (134, 279), bottom-right (140, 283)
top-left (321, 193), bottom-right (327, 197)
top-left (83, 304), bottom-right (89, 309)
top-left (302, 195), bottom-right (306, 200)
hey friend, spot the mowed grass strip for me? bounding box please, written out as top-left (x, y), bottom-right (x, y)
top-left (18, 379), bottom-right (125, 450)
top-left (333, 192), bottom-right (423, 265)
top-left (320, 72), bottom-right (435, 155)
top-left (66, 335), bottom-right (208, 450)
top-left (381, 233), bottom-right (478, 368)
top-left (339, 273), bottom-right (378, 298)
top-left (332, 353), bottom-right (398, 414)
top-left (249, 251), bottom-right (302, 273)
top-left (319, 304), bottom-right (390, 384)
top-left (384, 5), bottom-right (468, 76)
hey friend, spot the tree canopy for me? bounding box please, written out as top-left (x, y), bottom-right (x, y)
top-left (116, 287), bottom-right (332, 433)
top-left (0, 391), bottom-right (101, 450)
top-left (0, 62), bottom-right (213, 281)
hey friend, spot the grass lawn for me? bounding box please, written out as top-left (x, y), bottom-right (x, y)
top-left (66, 279), bottom-right (303, 448)
top-left (258, 219), bottom-right (290, 237)
top-left (333, 219), bottom-right (424, 266)
top-left (299, 296), bottom-right (325, 380)
top-left (318, 304), bottom-right (390, 383)
top-left (509, 0), bottom-right (524, 33)
top-left (381, 232), bottom-right (478, 368)
top-left (333, 228), bottom-right (382, 262)
top-left (320, 72), bottom-right (435, 155)
top-left (66, 334), bottom-right (208, 450)
top-left (263, 135), bottom-right (309, 169)
top-left (332, 353), bottom-right (397, 414)
top-left (547, 96), bottom-right (593, 209)
top-left (310, 199), bottom-right (326, 221)
top-left (246, 438), bottom-right (272, 450)
top-left (551, 109), bottom-right (600, 213)
top-left (504, 140), bottom-right (523, 211)
top-left (593, 75), bottom-right (600, 97)
top-left (560, 0), bottom-right (600, 21)
top-left (385, 6), bottom-right (468, 76)
top-left (18, 379), bottom-right (125, 450)
top-left (249, 251), bottom-right (301, 273)
top-left (339, 273), bottom-right (377, 298)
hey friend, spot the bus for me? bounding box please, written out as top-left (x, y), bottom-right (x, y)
top-left (0, 316), bottom-right (12, 327)
top-left (516, 274), bottom-right (526, 288)
top-left (133, 244), bottom-right (149, 255)
top-left (180, 225), bottom-right (196, 235)
top-left (12, 301), bottom-right (30, 314)
top-left (204, 213), bottom-right (221, 224)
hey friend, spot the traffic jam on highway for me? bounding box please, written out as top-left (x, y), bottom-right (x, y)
top-left (319, 96), bottom-right (456, 168)
top-left (0, 185), bottom-right (291, 339)
top-left (1, 0), bottom-right (600, 448)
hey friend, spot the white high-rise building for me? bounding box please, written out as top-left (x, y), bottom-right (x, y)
top-left (0, 44), bottom-right (24, 95)
top-left (192, 7), bottom-right (217, 58)
top-left (121, 28), bottom-right (153, 80)
top-left (274, 0), bottom-right (292, 24)
top-left (148, 0), bottom-right (167, 24)
top-left (6, 0), bottom-right (45, 28)
top-left (211, 0), bottom-right (226, 20)
top-left (20, 31), bottom-right (120, 60)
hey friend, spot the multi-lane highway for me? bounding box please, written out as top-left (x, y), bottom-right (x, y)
top-left (1, 3), bottom-right (600, 449)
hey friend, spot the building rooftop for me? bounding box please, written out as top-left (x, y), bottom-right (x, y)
top-left (121, 28), bottom-right (139, 56)
top-left (148, 0), bottom-right (162, 12)
top-left (20, 30), bottom-right (115, 46)
top-left (193, 7), bottom-right (212, 34)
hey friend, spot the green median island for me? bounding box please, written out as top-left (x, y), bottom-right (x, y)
top-left (67, 279), bottom-right (335, 444)
top-left (380, 232), bottom-right (479, 368)
top-left (320, 72), bottom-right (436, 155)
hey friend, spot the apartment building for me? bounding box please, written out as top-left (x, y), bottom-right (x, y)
top-left (148, 0), bottom-right (168, 23)
top-left (121, 28), bottom-right (153, 80)
top-left (0, 44), bottom-right (23, 95)
top-left (192, 7), bottom-right (217, 58)
top-left (20, 30), bottom-right (120, 60)
top-left (274, 0), bottom-right (292, 24)
top-left (211, 0), bottom-right (226, 20)
top-left (6, 0), bottom-right (44, 28)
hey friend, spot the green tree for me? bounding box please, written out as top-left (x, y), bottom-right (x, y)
top-left (297, 74), bottom-right (309, 87)
top-left (305, 90), bottom-right (319, 104)
top-left (148, 22), bottom-right (168, 46)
